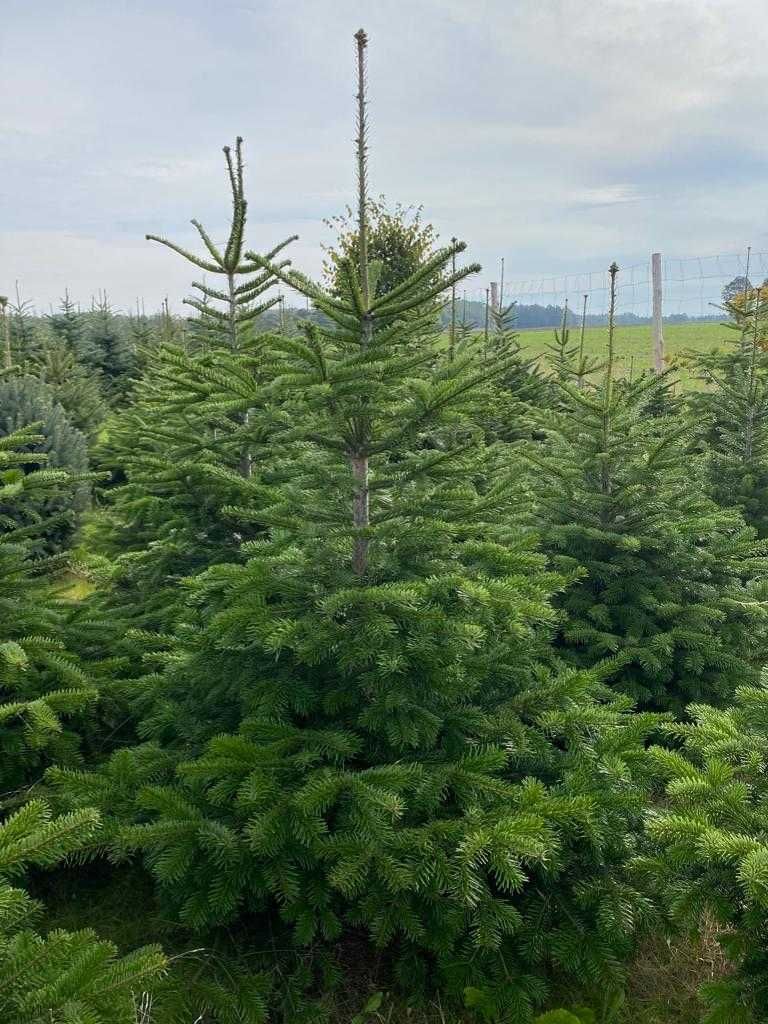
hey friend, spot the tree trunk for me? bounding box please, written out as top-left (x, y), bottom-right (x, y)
top-left (1, 304), bottom-right (10, 370)
top-left (351, 452), bottom-right (369, 576)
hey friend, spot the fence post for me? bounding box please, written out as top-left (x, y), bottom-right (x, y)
top-left (484, 287), bottom-right (490, 352)
top-left (651, 252), bottom-right (664, 373)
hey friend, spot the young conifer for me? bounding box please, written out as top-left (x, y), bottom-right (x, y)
top-left (0, 799), bottom-right (167, 1024)
top-left (82, 138), bottom-right (299, 632)
top-left (82, 292), bottom-right (137, 400)
top-left (0, 377), bottom-right (91, 554)
top-left (28, 338), bottom-right (107, 438)
top-left (644, 666), bottom-right (768, 1022)
top-left (690, 289), bottom-right (768, 537)
top-left (147, 136), bottom-right (296, 352)
top-left (58, 34), bottom-right (663, 1020)
top-left (522, 265), bottom-right (768, 711)
top-left (545, 301), bottom-right (602, 389)
top-left (46, 290), bottom-right (99, 368)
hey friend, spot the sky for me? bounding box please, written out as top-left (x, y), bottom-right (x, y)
top-left (2, 0), bottom-right (768, 314)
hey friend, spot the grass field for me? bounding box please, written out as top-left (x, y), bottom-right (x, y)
top-left (516, 320), bottom-right (731, 385)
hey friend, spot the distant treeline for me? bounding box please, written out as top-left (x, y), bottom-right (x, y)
top-left (436, 298), bottom-right (721, 330)
top-left (12, 296), bottom-right (716, 345)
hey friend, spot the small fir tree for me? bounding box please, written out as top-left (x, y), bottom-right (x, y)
top-left (690, 289), bottom-right (768, 537)
top-left (644, 666), bottom-right (768, 1023)
top-left (82, 292), bottom-right (137, 400)
top-left (522, 264), bottom-right (768, 711)
top-left (28, 338), bottom-right (107, 438)
top-left (544, 302), bottom-right (602, 390)
top-left (0, 377), bottom-right (91, 553)
top-left (476, 302), bottom-right (549, 444)
top-left (88, 138), bottom-right (297, 630)
top-left (46, 290), bottom-right (98, 367)
top-left (7, 285), bottom-right (41, 367)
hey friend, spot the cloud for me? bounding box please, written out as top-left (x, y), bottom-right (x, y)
top-left (571, 185), bottom-right (648, 208)
top-left (2, 0), bottom-right (767, 311)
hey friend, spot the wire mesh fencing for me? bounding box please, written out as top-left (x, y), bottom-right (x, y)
top-left (455, 250), bottom-right (765, 328)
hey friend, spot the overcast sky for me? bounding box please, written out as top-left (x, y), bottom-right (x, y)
top-left (2, 0), bottom-right (767, 313)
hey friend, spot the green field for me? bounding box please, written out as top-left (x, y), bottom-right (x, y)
top-left (517, 320), bottom-right (731, 385)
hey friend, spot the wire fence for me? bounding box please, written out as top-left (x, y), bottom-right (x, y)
top-left (33, 247), bottom-right (762, 333)
top-left (452, 250), bottom-right (768, 327)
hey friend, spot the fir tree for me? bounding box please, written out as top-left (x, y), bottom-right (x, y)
top-left (82, 292), bottom-right (137, 400)
top-left (27, 338), bottom-right (107, 439)
top-left (46, 291), bottom-right (97, 367)
top-left (477, 302), bottom-right (549, 444)
top-left (7, 285), bottom-right (42, 368)
top-left (545, 303), bottom-right (579, 385)
top-left (59, 33), bottom-right (662, 1021)
top-left (146, 136), bottom-right (296, 353)
top-left (147, 135), bottom-right (297, 479)
top-left (522, 264), bottom-right (768, 711)
top-left (644, 666), bottom-right (768, 1022)
top-left (544, 302), bottom-right (602, 390)
top-left (690, 290), bottom-right (768, 537)
top-left (83, 339), bottom-right (279, 631)
top-left (0, 425), bottom-right (98, 785)
top-left (0, 426), bottom-right (167, 1022)
top-left (88, 139), bottom-right (298, 630)
top-left (0, 377), bottom-right (91, 553)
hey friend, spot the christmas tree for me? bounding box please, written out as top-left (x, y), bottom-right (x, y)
top-left (0, 426), bottom-right (165, 1022)
top-left (522, 265), bottom-right (768, 711)
top-left (690, 289), bottom-right (768, 537)
top-left (53, 33), bottom-right (661, 1021)
top-left (645, 665), bottom-right (768, 1022)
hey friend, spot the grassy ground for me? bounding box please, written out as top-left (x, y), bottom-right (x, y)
top-left (51, 570), bottom-right (96, 601)
top-left (37, 857), bottom-right (724, 1024)
top-left (516, 321), bottom-right (731, 387)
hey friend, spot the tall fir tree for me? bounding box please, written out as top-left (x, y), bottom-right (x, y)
top-left (56, 33), bottom-right (663, 1021)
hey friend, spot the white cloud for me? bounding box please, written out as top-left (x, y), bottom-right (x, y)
top-left (573, 185), bottom-right (647, 207)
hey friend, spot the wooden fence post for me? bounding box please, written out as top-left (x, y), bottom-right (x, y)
top-left (652, 252), bottom-right (664, 373)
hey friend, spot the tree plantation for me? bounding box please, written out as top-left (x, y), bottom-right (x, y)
top-left (5, 29), bottom-right (768, 1024)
